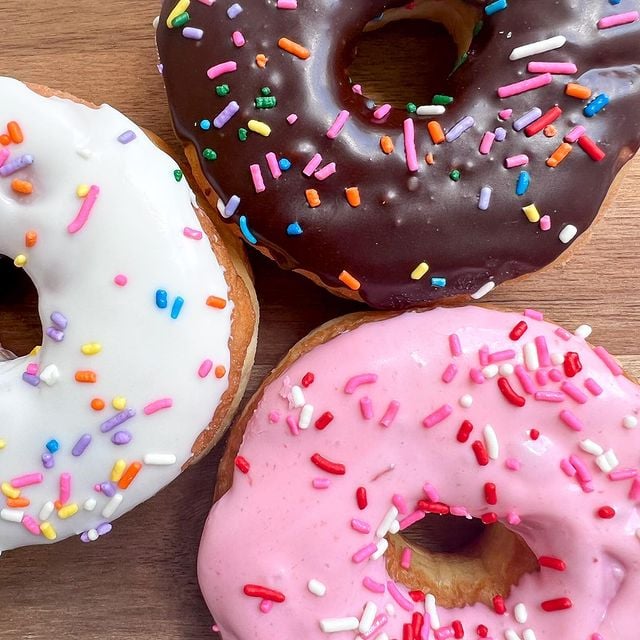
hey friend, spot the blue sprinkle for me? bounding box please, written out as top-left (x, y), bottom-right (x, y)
top-left (584, 94), bottom-right (610, 118)
top-left (239, 215), bottom-right (257, 244)
top-left (485, 0), bottom-right (507, 15)
top-left (287, 222), bottom-right (303, 236)
top-left (156, 289), bottom-right (168, 309)
top-left (278, 158), bottom-right (292, 171)
top-left (431, 277), bottom-right (447, 288)
top-left (200, 119), bottom-right (211, 130)
top-left (610, 0), bottom-right (621, 4)
top-left (46, 439), bottom-right (60, 453)
top-left (516, 171), bottom-right (531, 196)
top-left (171, 296), bottom-right (185, 319)
top-left (227, 2), bottom-right (243, 18)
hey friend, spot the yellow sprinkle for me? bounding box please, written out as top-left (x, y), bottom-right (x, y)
top-left (29, 345), bottom-right (41, 357)
top-left (81, 343), bottom-right (102, 356)
top-left (76, 184), bottom-right (90, 198)
top-left (410, 262), bottom-right (430, 281)
top-left (166, 0), bottom-right (190, 27)
top-left (57, 503), bottom-right (79, 519)
top-left (112, 396), bottom-right (127, 411)
top-left (13, 254), bottom-right (27, 268)
top-left (1, 482), bottom-right (20, 499)
top-left (111, 459), bottom-right (126, 483)
top-left (522, 204), bottom-right (541, 223)
top-left (247, 120), bottom-right (272, 137)
top-left (40, 522), bottom-right (57, 540)
top-left (0, 439), bottom-right (6, 450)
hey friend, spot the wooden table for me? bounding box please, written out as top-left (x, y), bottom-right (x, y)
top-left (1, 3), bottom-right (639, 638)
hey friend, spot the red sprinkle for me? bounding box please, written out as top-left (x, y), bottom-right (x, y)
top-left (563, 352), bottom-right (582, 378)
top-left (541, 597), bottom-right (572, 612)
top-left (235, 456), bottom-right (250, 474)
top-left (314, 411), bottom-right (334, 430)
top-left (578, 134), bottom-right (605, 161)
top-left (417, 500), bottom-right (450, 515)
top-left (482, 512), bottom-right (498, 525)
top-left (409, 590), bottom-right (425, 602)
top-left (498, 376), bottom-right (526, 407)
top-left (597, 505), bottom-right (615, 519)
top-left (243, 584), bottom-right (286, 603)
top-left (301, 372), bottom-right (315, 387)
top-left (530, 429), bottom-right (540, 440)
top-left (452, 620), bottom-right (464, 639)
top-left (509, 320), bottom-right (528, 341)
top-left (493, 594), bottom-right (506, 614)
top-left (411, 612), bottom-right (424, 638)
top-left (457, 420), bottom-right (474, 443)
top-left (524, 105), bottom-right (563, 137)
top-left (477, 625), bottom-right (489, 638)
top-left (539, 556), bottom-right (567, 571)
top-left (484, 482), bottom-right (497, 505)
top-left (403, 623), bottom-right (414, 640)
top-left (310, 453), bottom-right (345, 475)
top-left (472, 440), bottom-right (489, 466)
top-left (356, 486), bottom-right (368, 510)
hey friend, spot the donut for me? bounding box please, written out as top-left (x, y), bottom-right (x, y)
top-left (156, 0), bottom-right (640, 309)
top-left (0, 77), bottom-right (258, 552)
top-left (199, 306), bottom-right (640, 639)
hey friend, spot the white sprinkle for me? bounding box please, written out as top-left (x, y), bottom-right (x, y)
top-left (426, 593), bottom-right (440, 629)
top-left (459, 394), bottom-right (473, 408)
top-left (359, 601), bottom-right (378, 634)
top-left (376, 506), bottom-right (399, 539)
top-left (87, 528), bottom-right (99, 541)
top-left (319, 617), bottom-right (359, 633)
top-left (523, 630), bottom-right (537, 640)
top-left (604, 449), bottom-right (619, 470)
top-left (298, 404), bottom-right (314, 429)
top-left (384, 603), bottom-right (396, 617)
top-left (307, 579), bottom-right (326, 597)
top-left (388, 519), bottom-right (400, 535)
top-left (471, 280), bottom-right (496, 300)
top-left (482, 364), bottom-right (499, 379)
top-left (509, 35), bottom-right (567, 61)
top-left (499, 363), bottom-right (514, 376)
top-left (595, 453), bottom-right (614, 473)
top-left (0, 508), bottom-right (23, 523)
top-left (416, 105), bottom-right (446, 116)
top-left (371, 538), bottom-right (388, 560)
top-left (143, 453), bottom-right (177, 465)
top-left (514, 602), bottom-right (528, 623)
top-left (101, 493), bottom-right (123, 518)
top-left (39, 364), bottom-right (60, 386)
top-left (505, 630), bottom-right (522, 640)
top-left (575, 324), bottom-right (593, 339)
top-left (559, 224), bottom-right (578, 244)
top-left (83, 498), bottom-right (97, 511)
top-left (551, 352), bottom-right (565, 365)
top-left (484, 424), bottom-right (499, 460)
top-left (523, 342), bottom-right (539, 371)
top-left (375, 634), bottom-right (390, 640)
top-left (39, 500), bottom-right (55, 521)
top-left (623, 416), bottom-right (638, 429)
top-left (579, 439), bottom-right (604, 456)
top-left (152, 15), bottom-right (160, 29)
top-left (291, 385), bottom-right (305, 408)
top-left (77, 147), bottom-right (93, 159)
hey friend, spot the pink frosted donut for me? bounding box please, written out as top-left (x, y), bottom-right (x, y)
top-left (199, 306), bottom-right (640, 640)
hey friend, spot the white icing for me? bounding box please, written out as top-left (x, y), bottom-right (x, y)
top-left (0, 77), bottom-right (233, 551)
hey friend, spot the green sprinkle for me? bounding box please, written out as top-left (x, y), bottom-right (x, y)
top-left (260, 87), bottom-right (272, 96)
top-left (238, 128), bottom-right (248, 141)
top-left (406, 103), bottom-right (417, 114)
top-left (473, 20), bottom-right (484, 37)
top-left (432, 94), bottom-right (454, 106)
top-left (203, 148), bottom-right (217, 161)
top-left (173, 169), bottom-right (183, 182)
top-left (255, 96), bottom-right (277, 109)
top-left (215, 84), bottom-right (230, 96)
top-left (171, 11), bottom-right (190, 28)
top-left (452, 52), bottom-right (469, 74)
top-left (449, 169), bottom-right (461, 182)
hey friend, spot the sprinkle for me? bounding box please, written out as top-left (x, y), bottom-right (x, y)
top-left (498, 377), bottom-right (526, 407)
top-left (410, 262), bottom-right (429, 280)
top-left (387, 581), bottom-right (414, 611)
top-left (485, 0), bottom-right (507, 15)
top-left (597, 11), bottom-right (639, 29)
top-left (7, 121), bottom-right (24, 143)
top-left (547, 142), bottom-right (572, 167)
top-left (75, 370), bottom-right (97, 383)
top-left (310, 453), bottom-right (345, 475)
top-left (541, 598), bottom-right (572, 612)
top-left (67, 185), bottom-right (100, 234)
top-left (227, 2), bottom-right (242, 18)
top-left (585, 378), bottom-right (604, 396)
top-left (478, 186), bottom-right (492, 210)
top-left (183, 26), bottom-right (204, 39)
top-left (114, 274), bottom-right (128, 286)
top-left (525, 106), bottom-right (562, 137)
top-left (380, 136), bottom-right (394, 154)
top-left (326, 111), bottom-right (350, 139)
top-left (423, 404), bottom-right (453, 428)
top-left (623, 415), bottom-right (638, 429)
top-left (415, 105), bottom-right (445, 116)
top-left (479, 131), bottom-right (496, 155)
top-left (0, 153), bottom-right (34, 177)
top-left (339, 270), bottom-right (360, 290)
top-left (171, 297), bottom-right (184, 319)
top-left (72, 434), bottom-right (92, 457)
top-left (509, 36), bottom-right (566, 61)
top-left (445, 116), bottom-right (475, 142)
top-left (484, 424), bottom-right (499, 459)
top-left (403, 119), bottom-right (419, 172)
top-left (143, 453), bottom-right (177, 465)
top-left (207, 61), bottom-right (237, 80)
top-left (578, 135), bottom-right (605, 161)
top-left (345, 187), bottom-right (361, 208)
top-left (319, 618), bottom-right (359, 633)
top-left (278, 37), bottom-right (310, 59)
top-left (232, 30), bottom-right (245, 47)
top-left (427, 121), bottom-right (445, 144)
top-left (560, 409), bottom-right (583, 431)
top-left (352, 543), bottom-right (378, 563)
top-left (471, 281), bottom-right (495, 299)
top-left (213, 101), bottom-right (240, 129)
top-left (528, 61), bottom-right (577, 74)
top-left (12, 179), bottom-right (33, 195)
top-left (81, 343), bottom-right (102, 356)
top-left (118, 462), bottom-right (142, 489)
top-left (499, 73), bottom-right (552, 98)
top-left (308, 579), bottom-right (326, 597)
top-left (117, 130), bottom-right (136, 144)
top-left (584, 94), bottom-right (610, 118)
top-left (143, 398), bottom-right (173, 415)
top-left (494, 126), bottom-right (507, 141)
top-left (351, 519), bottom-right (371, 534)
top-left (505, 154), bottom-right (529, 169)
top-left (565, 84), bottom-right (592, 102)
top-left (314, 162), bottom-right (336, 181)
top-left (559, 224), bottom-right (578, 244)
top-left (362, 577), bottom-right (385, 594)
top-left (166, 0), bottom-right (190, 27)
top-left (100, 408), bottom-right (136, 433)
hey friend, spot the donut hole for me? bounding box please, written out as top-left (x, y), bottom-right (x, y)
top-left (387, 514), bottom-right (540, 609)
top-left (0, 255), bottom-right (42, 357)
top-left (348, 0), bottom-right (480, 108)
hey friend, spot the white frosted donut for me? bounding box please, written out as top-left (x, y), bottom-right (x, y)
top-left (0, 76), bottom-right (257, 552)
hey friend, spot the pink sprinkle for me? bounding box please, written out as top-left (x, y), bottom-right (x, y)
top-left (629, 478), bottom-right (640, 501)
top-left (11, 472), bottom-right (43, 488)
top-left (198, 359), bottom-right (213, 378)
top-left (569, 454), bottom-right (592, 483)
top-left (591, 635), bottom-right (605, 640)
top-left (197, 0), bottom-right (215, 4)
top-left (68, 185), bottom-right (100, 234)
top-left (314, 162), bottom-right (336, 181)
top-left (479, 131), bottom-right (496, 155)
top-left (387, 581), bottom-right (414, 611)
top-left (434, 627), bottom-right (454, 640)
top-left (524, 308), bottom-right (544, 320)
top-left (536, 369), bottom-right (548, 386)
top-left (564, 125), bottom-right (586, 143)
top-left (560, 409), bottom-right (584, 431)
top-left (594, 346), bottom-right (623, 376)
top-left (206, 61), bottom-right (237, 80)
top-left (399, 510), bottom-right (426, 530)
top-left (400, 547), bottom-right (412, 569)
top-left (352, 84), bottom-right (363, 95)
top-left (540, 214), bottom-right (551, 231)
top-left (259, 599), bottom-right (273, 614)
top-left (22, 515), bottom-right (41, 535)
top-left (609, 469), bottom-right (637, 481)
top-left (548, 368), bottom-right (563, 382)
top-left (361, 614), bottom-right (390, 640)
top-left (555, 327), bottom-right (572, 341)
top-left (114, 274), bottom-right (128, 287)
top-left (423, 404), bottom-right (453, 428)
top-left (470, 368), bottom-right (486, 384)
top-left (498, 73), bottom-right (553, 98)
top-left (479, 345), bottom-right (490, 366)
top-left (505, 512), bottom-right (521, 526)
top-left (352, 542), bottom-right (378, 563)
top-left (488, 349), bottom-right (516, 363)
top-left (528, 61), bottom-right (577, 74)
top-left (302, 153), bottom-right (323, 176)
top-left (232, 30), bottom-right (246, 47)
top-left (59, 472), bottom-right (71, 504)
top-left (392, 494), bottom-right (409, 514)
top-left (423, 483), bottom-right (439, 502)
top-left (498, 108), bottom-right (513, 120)
top-left (584, 378), bottom-right (603, 396)
top-left (505, 154), bottom-right (529, 168)
top-left (449, 506), bottom-right (469, 517)
top-left (286, 113), bottom-right (298, 124)
top-left (26, 363), bottom-right (39, 375)
top-left (265, 152), bottom-right (282, 179)
top-left (598, 11), bottom-right (639, 29)
top-left (351, 518), bottom-right (371, 534)
top-left (561, 381), bottom-right (588, 404)
top-left (345, 373), bottom-right (378, 394)
top-left (449, 334), bottom-right (462, 357)
top-left (312, 478), bottom-right (330, 489)
top-left (286, 415), bottom-right (299, 436)
top-left (373, 104), bottom-right (392, 120)
top-left (403, 118), bottom-right (419, 172)
top-left (144, 398), bottom-right (173, 415)
top-left (505, 457), bottom-right (521, 471)
top-left (560, 458), bottom-right (577, 477)
top-left (534, 336), bottom-right (550, 367)
top-left (326, 110), bottom-right (350, 139)
top-left (379, 400), bottom-right (400, 427)
top-left (276, 0), bottom-right (297, 7)
top-left (268, 410), bottom-right (280, 423)
top-left (183, 227), bottom-right (203, 240)
top-left (0, 148), bottom-right (9, 167)
top-left (362, 577), bottom-right (386, 594)
top-left (360, 396), bottom-right (374, 420)
top-left (515, 364), bottom-right (536, 394)
top-left (441, 363), bottom-right (458, 383)
top-left (250, 164), bottom-right (265, 193)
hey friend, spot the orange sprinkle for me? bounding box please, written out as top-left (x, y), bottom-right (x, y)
top-left (305, 189), bottom-right (321, 208)
top-left (425, 153), bottom-right (435, 165)
top-left (91, 398), bottom-right (106, 411)
top-left (255, 54), bottom-right (268, 68)
top-left (380, 136), bottom-right (394, 154)
top-left (345, 187), bottom-right (361, 207)
top-left (25, 230), bottom-right (38, 248)
top-left (0, 134), bottom-right (10, 146)
top-left (54, 500), bottom-right (62, 510)
top-left (7, 497), bottom-right (30, 508)
top-left (546, 142), bottom-right (573, 168)
top-left (277, 37), bottom-right (310, 60)
top-left (565, 83), bottom-right (592, 100)
top-left (118, 461), bottom-right (142, 490)
top-left (11, 179), bottom-right (33, 195)
top-left (339, 270), bottom-right (361, 291)
top-left (427, 121), bottom-right (445, 145)
top-left (543, 125), bottom-right (557, 138)
top-left (206, 295), bottom-right (227, 309)
top-left (7, 121), bottom-right (24, 144)
top-left (215, 365), bottom-right (226, 379)
top-left (75, 370), bottom-right (97, 383)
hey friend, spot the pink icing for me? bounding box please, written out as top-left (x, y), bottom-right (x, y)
top-left (198, 307), bottom-right (640, 639)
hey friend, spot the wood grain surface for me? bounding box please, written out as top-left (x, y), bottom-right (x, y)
top-left (1, 3), bottom-right (639, 638)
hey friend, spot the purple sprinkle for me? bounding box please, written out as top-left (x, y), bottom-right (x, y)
top-left (100, 408), bottom-right (136, 433)
top-left (494, 127), bottom-right (507, 142)
top-left (0, 154), bottom-right (34, 177)
top-left (227, 2), bottom-right (243, 18)
top-left (513, 107), bottom-right (542, 132)
top-left (111, 430), bottom-right (133, 445)
top-left (182, 26), bottom-right (204, 40)
top-left (42, 452), bottom-right (55, 469)
top-left (213, 101), bottom-right (240, 129)
top-left (117, 130), bottom-right (137, 144)
top-left (223, 195), bottom-right (240, 218)
top-left (80, 532), bottom-right (91, 543)
top-left (100, 482), bottom-right (117, 497)
top-left (46, 327), bottom-right (65, 342)
top-left (22, 372), bottom-right (40, 386)
top-left (96, 522), bottom-right (113, 536)
top-left (72, 433), bottom-right (92, 457)
top-left (157, 63), bottom-right (164, 74)
top-left (445, 116), bottom-right (475, 142)
top-left (50, 311), bottom-right (68, 330)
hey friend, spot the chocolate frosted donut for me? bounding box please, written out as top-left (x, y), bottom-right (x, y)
top-left (157, 0), bottom-right (640, 309)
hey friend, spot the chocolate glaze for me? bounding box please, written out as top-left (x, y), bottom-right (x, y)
top-left (157, 0), bottom-right (640, 309)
